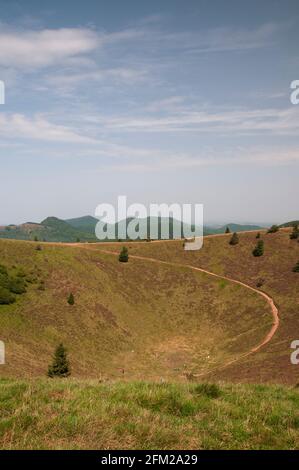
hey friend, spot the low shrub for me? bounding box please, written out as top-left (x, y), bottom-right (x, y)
top-left (0, 264), bottom-right (28, 304)
top-left (267, 225), bottom-right (279, 234)
top-left (193, 383), bottom-right (222, 399)
top-left (0, 286), bottom-right (15, 305)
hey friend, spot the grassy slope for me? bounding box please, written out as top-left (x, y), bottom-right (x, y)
top-left (99, 229), bottom-right (299, 384)
top-left (0, 378), bottom-right (299, 449)
top-left (0, 238), bottom-right (270, 381)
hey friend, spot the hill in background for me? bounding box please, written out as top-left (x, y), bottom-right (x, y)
top-left (0, 214), bottom-right (266, 243)
top-left (0, 217), bottom-right (96, 243)
top-left (279, 220), bottom-right (299, 228)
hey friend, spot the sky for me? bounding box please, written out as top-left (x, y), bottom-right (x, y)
top-left (0, 0), bottom-right (298, 225)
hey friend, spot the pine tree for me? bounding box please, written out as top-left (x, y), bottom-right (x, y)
top-left (256, 232), bottom-right (261, 239)
top-left (292, 261), bottom-right (299, 272)
top-left (229, 232), bottom-right (239, 245)
top-left (47, 343), bottom-right (70, 378)
top-left (252, 240), bottom-right (264, 257)
top-left (290, 224), bottom-right (299, 240)
top-left (119, 246), bottom-right (129, 263)
top-left (225, 227), bottom-right (230, 234)
top-left (67, 292), bottom-right (75, 305)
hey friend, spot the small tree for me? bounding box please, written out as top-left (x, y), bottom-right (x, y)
top-left (48, 343), bottom-right (70, 378)
top-left (267, 225), bottom-right (279, 234)
top-left (225, 227), bottom-right (230, 234)
top-left (34, 235), bottom-right (39, 242)
top-left (292, 261), bottom-right (299, 273)
top-left (67, 292), bottom-right (75, 305)
top-left (229, 232), bottom-right (239, 245)
top-left (290, 224), bottom-right (299, 240)
top-left (119, 246), bottom-right (129, 263)
top-left (256, 232), bottom-right (261, 239)
top-left (252, 240), bottom-right (264, 257)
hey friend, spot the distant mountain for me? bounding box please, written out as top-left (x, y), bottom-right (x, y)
top-left (0, 222), bottom-right (45, 241)
top-left (0, 215), bottom-right (266, 243)
top-left (206, 223), bottom-right (264, 234)
top-left (40, 217), bottom-right (96, 242)
top-left (0, 217), bottom-right (97, 243)
top-left (65, 216), bottom-right (98, 235)
top-left (279, 220), bottom-right (299, 228)
top-left (67, 215), bottom-right (197, 239)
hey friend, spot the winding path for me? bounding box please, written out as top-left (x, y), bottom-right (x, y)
top-left (94, 247), bottom-right (279, 377)
top-left (43, 238), bottom-right (280, 378)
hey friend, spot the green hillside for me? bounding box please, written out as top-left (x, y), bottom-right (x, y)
top-left (1, 378), bottom-right (298, 450)
top-left (0, 217), bottom-right (97, 243)
top-left (65, 215), bottom-right (99, 234)
top-left (203, 223), bottom-right (264, 235)
top-left (279, 220), bottom-right (299, 228)
top-left (40, 217), bottom-right (96, 242)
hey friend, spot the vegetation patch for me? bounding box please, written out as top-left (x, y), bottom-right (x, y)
top-left (192, 383), bottom-right (222, 399)
top-left (0, 264), bottom-right (27, 304)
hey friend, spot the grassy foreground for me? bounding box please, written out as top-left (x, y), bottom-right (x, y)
top-left (0, 378), bottom-right (299, 449)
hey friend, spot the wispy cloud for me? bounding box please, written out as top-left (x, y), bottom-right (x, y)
top-left (0, 112), bottom-right (169, 159)
top-left (105, 147), bottom-right (299, 173)
top-left (45, 67), bottom-right (148, 91)
top-left (0, 113), bottom-right (98, 143)
top-left (145, 96), bottom-right (185, 112)
top-left (0, 19), bottom-right (281, 72)
top-left (0, 26), bottom-right (99, 68)
top-left (183, 23), bottom-right (281, 54)
top-left (92, 106), bottom-right (299, 135)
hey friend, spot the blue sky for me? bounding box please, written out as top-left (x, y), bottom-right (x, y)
top-left (0, 0), bottom-right (298, 225)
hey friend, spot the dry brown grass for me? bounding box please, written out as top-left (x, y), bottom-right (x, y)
top-left (0, 237), bottom-right (271, 381)
top-left (93, 229), bottom-right (299, 384)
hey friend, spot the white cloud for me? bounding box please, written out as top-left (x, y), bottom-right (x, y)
top-left (0, 112), bottom-right (168, 158)
top-left (93, 106), bottom-right (299, 135)
top-left (0, 19), bottom-right (281, 72)
top-left (0, 27), bottom-right (99, 68)
top-left (0, 113), bottom-right (98, 143)
top-left (0, 112), bottom-right (298, 173)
